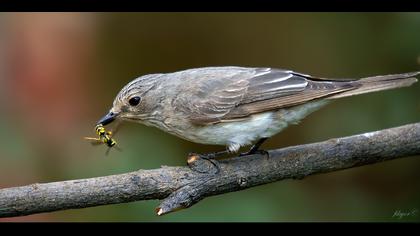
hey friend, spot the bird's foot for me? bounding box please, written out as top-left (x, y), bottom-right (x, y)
top-left (238, 138), bottom-right (269, 157)
top-left (187, 152), bottom-right (220, 174)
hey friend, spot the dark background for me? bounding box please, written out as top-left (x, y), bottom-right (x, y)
top-left (0, 12), bottom-right (419, 221)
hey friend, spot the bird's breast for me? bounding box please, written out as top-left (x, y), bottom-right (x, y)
top-left (162, 111), bottom-right (288, 146)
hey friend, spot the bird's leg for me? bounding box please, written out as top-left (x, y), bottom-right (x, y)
top-left (189, 149), bottom-right (229, 160)
top-left (240, 138), bottom-right (269, 157)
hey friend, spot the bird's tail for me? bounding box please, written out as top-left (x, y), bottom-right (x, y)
top-left (328, 71), bottom-right (419, 99)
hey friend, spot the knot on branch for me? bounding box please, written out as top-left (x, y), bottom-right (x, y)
top-left (237, 177), bottom-right (248, 187)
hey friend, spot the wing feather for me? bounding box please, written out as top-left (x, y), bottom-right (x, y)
top-left (173, 67), bottom-right (357, 125)
top-left (223, 82), bottom-right (355, 120)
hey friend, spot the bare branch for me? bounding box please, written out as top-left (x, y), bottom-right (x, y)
top-left (1, 122), bottom-right (419, 218)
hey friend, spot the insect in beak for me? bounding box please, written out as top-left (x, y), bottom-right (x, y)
top-left (84, 121), bottom-right (122, 156)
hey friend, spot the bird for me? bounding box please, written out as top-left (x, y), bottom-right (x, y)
top-left (96, 66), bottom-right (419, 158)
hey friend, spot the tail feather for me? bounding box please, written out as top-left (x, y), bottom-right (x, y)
top-left (328, 71), bottom-right (419, 99)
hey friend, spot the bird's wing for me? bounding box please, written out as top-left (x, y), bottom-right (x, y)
top-left (175, 67), bottom-right (357, 125)
top-left (173, 67), bottom-right (251, 124)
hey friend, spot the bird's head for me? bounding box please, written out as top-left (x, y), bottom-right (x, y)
top-left (96, 74), bottom-right (162, 126)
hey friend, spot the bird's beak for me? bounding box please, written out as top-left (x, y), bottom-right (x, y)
top-left (96, 111), bottom-right (118, 126)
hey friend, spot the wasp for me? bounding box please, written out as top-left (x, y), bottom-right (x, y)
top-left (84, 123), bottom-right (121, 155)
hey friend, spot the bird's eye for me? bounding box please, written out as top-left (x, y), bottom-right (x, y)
top-left (128, 96), bottom-right (141, 106)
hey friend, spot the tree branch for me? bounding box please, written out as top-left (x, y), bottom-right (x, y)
top-left (1, 122), bottom-right (420, 218)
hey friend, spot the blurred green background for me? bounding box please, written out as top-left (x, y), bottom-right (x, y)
top-left (0, 12), bottom-right (419, 222)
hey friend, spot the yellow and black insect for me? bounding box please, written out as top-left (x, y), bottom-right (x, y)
top-left (84, 124), bottom-right (121, 155)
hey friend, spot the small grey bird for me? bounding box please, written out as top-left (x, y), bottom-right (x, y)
top-left (97, 67), bottom-right (419, 157)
